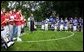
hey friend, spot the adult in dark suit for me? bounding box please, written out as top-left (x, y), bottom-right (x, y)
top-left (29, 13), bottom-right (35, 32)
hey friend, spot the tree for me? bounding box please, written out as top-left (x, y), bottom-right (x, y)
top-left (1, 1), bottom-right (83, 21)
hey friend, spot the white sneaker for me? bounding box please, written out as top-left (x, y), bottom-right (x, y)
top-left (13, 38), bottom-right (16, 40)
top-left (17, 38), bottom-right (22, 41)
top-left (7, 41), bottom-right (14, 47)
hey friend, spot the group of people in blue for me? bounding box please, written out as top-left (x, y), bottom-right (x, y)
top-left (41, 15), bottom-right (83, 32)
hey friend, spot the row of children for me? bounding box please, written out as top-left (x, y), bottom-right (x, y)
top-left (41, 16), bottom-right (83, 32)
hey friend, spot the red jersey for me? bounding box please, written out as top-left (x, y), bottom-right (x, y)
top-left (9, 14), bottom-right (15, 25)
top-left (21, 19), bottom-right (24, 24)
top-left (14, 13), bottom-right (22, 26)
top-left (21, 17), bottom-right (25, 24)
top-left (1, 15), bottom-right (6, 27)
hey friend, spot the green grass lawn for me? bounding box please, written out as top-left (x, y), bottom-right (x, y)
top-left (1, 27), bottom-right (83, 51)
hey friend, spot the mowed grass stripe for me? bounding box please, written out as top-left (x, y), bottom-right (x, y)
top-left (20, 30), bottom-right (71, 41)
top-left (1, 27), bottom-right (83, 51)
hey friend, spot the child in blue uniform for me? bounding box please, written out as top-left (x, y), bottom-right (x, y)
top-left (72, 17), bottom-right (78, 31)
top-left (69, 17), bottom-right (73, 31)
top-left (64, 18), bottom-right (68, 31)
top-left (41, 20), bottom-right (45, 30)
top-left (45, 18), bottom-right (49, 30)
top-left (59, 18), bottom-right (64, 31)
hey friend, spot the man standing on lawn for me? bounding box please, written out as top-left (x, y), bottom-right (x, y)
top-left (29, 13), bottom-right (35, 32)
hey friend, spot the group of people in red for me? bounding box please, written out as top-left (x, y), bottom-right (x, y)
top-left (1, 8), bottom-right (26, 48)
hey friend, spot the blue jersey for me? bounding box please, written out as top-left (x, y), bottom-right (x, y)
top-left (41, 21), bottom-right (45, 25)
top-left (59, 20), bottom-right (64, 25)
top-left (45, 19), bottom-right (48, 24)
top-left (49, 17), bottom-right (56, 24)
top-left (73, 19), bottom-right (78, 26)
top-left (78, 18), bottom-right (82, 26)
top-left (70, 18), bottom-right (73, 24)
top-left (49, 17), bottom-right (53, 22)
top-left (52, 19), bottom-right (55, 24)
top-left (58, 21), bottom-right (60, 27)
top-left (64, 19), bottom-right (68, 26)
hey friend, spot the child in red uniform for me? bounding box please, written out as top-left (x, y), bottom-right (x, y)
top-left (14, 10), bottom-right (22, 41)
top-left (5, 11), bottom-right (10, 36)
top-left (1, 10), bottom-right (14, 48)
top-left (2, 11), bottom-right (10, 38)
top-left (9, 10), bottom-right (15, 41)
top-left (12, 9), bottom-right (17, 39)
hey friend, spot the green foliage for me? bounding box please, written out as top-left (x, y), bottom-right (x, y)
top-left (1, 1), bottom-right (9, 10)
top-left (1, 1), bottom-right (83, 21)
